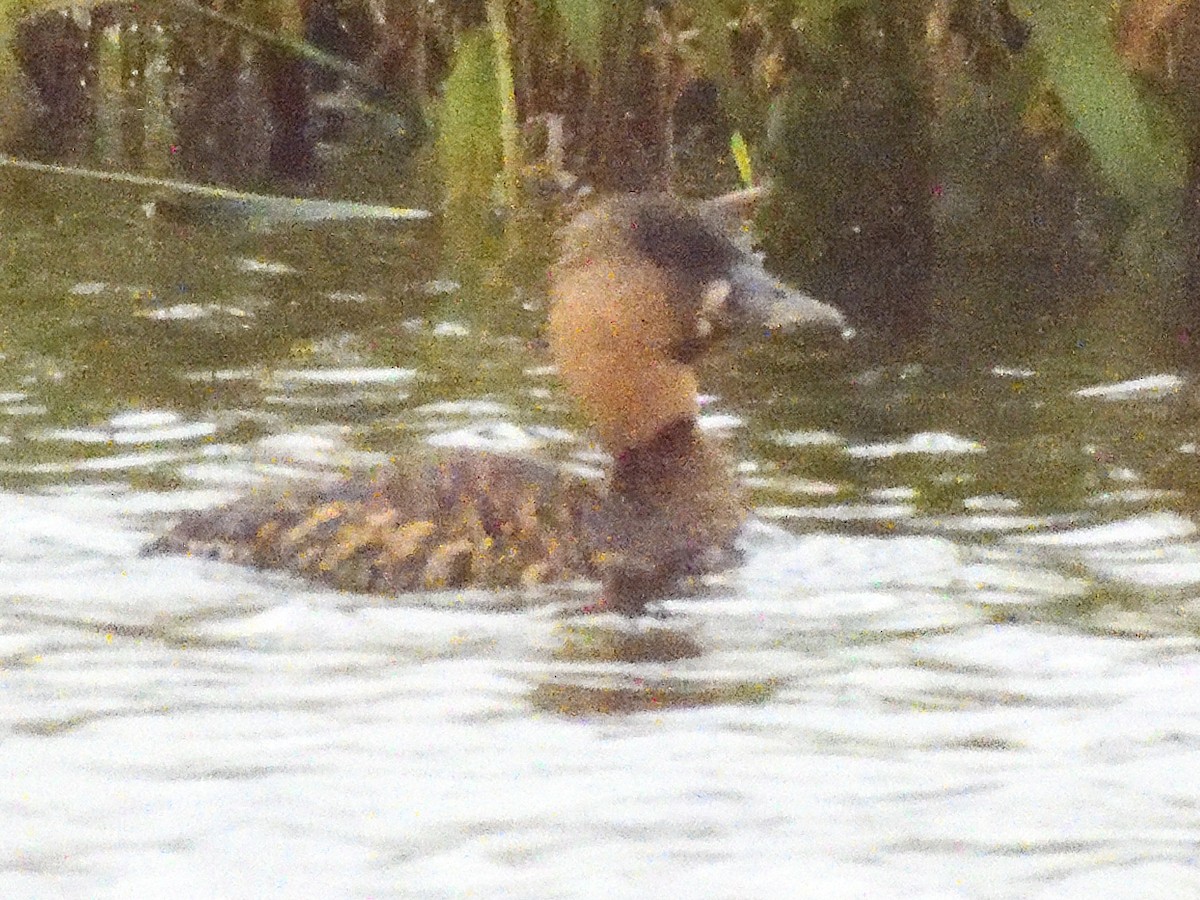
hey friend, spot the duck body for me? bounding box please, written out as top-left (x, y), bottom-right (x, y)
top-left (149, 450), bottom-right (603, 593)
top-left (149, 192), bottom-right (847, 610)
top-left (150, 419), bottom-right (738, 607)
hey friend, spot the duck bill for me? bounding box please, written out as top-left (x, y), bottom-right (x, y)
top-left (716, 261), bottom-right (853, 339)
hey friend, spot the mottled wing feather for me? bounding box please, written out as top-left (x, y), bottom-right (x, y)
top-left (147, 452), bottom-right (606, 593)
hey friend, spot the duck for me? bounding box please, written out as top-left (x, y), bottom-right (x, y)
top-left (147, 191), bottom-right (848, 612)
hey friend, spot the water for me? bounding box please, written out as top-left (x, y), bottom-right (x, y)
top-left (3, 170), bottom-right (1200, 897)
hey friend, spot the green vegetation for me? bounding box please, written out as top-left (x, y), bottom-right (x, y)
top-left (1, 0), bottom-right (1200, 353)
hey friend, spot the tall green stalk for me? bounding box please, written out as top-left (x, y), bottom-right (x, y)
top-left (485, 0), bottom-right (521, 210)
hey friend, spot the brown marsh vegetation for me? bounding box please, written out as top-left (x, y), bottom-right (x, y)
top-left (2, 0), bottom-right (1200, 355)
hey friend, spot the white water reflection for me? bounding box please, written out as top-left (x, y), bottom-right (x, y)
top-left (3, 491), bottom-right (1199, 898)
top-left (6, 171), bottom-right (1200, 894)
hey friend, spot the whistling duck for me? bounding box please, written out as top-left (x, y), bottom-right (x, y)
top-left (148, 192), bottom-right (848, 612)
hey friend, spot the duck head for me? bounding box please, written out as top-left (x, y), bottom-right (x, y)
top-left (547, 192), bottom-right (847, 453)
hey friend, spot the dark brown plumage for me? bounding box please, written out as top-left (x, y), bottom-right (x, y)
top-left (148, 191), bottom-right (847, 611)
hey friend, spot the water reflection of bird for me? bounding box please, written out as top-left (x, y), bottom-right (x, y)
top-left (148, 192), bottom-right (848, 613)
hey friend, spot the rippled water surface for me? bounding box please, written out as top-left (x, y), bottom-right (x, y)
top-left (4, 171), bottom-right (1200, 898)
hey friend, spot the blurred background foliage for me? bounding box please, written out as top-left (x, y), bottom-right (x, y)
top-left (2, 0), bottom-right (1200, 358)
